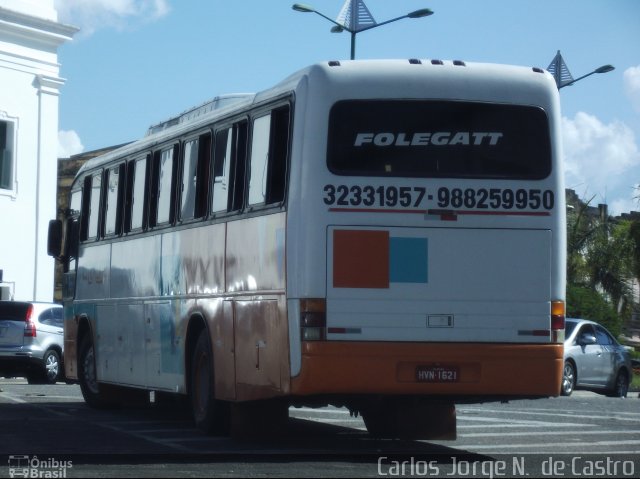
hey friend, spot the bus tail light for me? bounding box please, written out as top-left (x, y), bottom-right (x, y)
top-left (24, 304), bottom-right (37, 338)
top-left (551, 300), bottom-right (565, 343)
top-left (300, 299), bottom-right (326, 341)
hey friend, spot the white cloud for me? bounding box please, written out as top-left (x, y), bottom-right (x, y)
top-left (55, 0), bottom-right (170, 35)
top-left (610, 189), bottom-right (639, 218)
top-left (562, 112), bottom-right (640, 215)
top-left (624, 65), bottom-right (640, 114)
top-left (58, 129), bottom-right (84, 158)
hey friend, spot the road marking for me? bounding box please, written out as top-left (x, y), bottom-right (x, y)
top-left (459, 429), bottom-right (640, 438)
top-left (452, 439), bottom-right (640, 451)
top-left (458, 416), bottom-right (589, 427)
top-left (459, 407), bottom-right (640, 423)
top-left (98, 422), bottom-right (194, 453)
top-left (0, 392), bottom-right (28, 403)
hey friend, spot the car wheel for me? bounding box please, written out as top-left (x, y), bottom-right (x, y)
top-left (42, 349), bottom-right (61, 384)
top-left (561, 360), bottom-right (575, 396)
top-left (610, 371), bottom-right (629, 398)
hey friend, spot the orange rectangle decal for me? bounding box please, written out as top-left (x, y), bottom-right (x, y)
top-left (333, 230), bottom-right (389, 288)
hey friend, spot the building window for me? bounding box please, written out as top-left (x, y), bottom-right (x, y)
top-left (0, 120), bottom-right (15, 191)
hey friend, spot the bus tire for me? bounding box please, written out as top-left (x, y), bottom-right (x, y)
top-left (190, 329), bottom-right (228, 434)
top-left (78, 335), bottom-right (116, 409)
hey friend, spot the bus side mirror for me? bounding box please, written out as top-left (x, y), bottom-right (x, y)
top-left (47, 219), bottom-right (63, 258)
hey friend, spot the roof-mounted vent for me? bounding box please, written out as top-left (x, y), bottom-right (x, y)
top-left (431, 59), bottom-right (444, 65)
top-left (328, 60), bottom-right (341, 67)
top-left (409, 58), bottom-right (422, 65)
top-left (453, 60), bottom-right (466, 66)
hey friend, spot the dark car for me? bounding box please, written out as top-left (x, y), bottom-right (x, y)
top-left (0, 301), bottom-right (64, 384)
top-left (562, 318), bottom-right (633, 397)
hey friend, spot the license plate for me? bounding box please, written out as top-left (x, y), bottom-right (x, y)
top-left (416, 365), bottom-right (458, 383)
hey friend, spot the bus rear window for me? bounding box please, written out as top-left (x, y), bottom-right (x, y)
top-left (327, 100), bottom-right (551, 179)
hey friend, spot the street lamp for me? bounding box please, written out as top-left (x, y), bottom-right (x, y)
top-left (547, 50), bottom-right (614, 90)
top-left (558, 64), bottom-right (615, 89)
top-left (292, 1), bottom-right (433, 60)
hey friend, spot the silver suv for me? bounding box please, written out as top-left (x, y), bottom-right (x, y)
top-left (0, 301), bottom-right (64, 384)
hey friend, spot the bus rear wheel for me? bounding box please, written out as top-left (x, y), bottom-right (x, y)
top-left (78, 335), bottom-right (116, 409)
top-left (190, 329), bottom-right (228, 434)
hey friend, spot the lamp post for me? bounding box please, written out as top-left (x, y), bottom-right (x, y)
top-left (292, 1), bottom-right (433, 60)
top-left (558, 64), bottom-right (615, 89)
top-left (547, 50), bottom-right (614, 90)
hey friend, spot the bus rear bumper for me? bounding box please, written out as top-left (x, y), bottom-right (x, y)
top-left (291, 341), bottom-right (563, 398)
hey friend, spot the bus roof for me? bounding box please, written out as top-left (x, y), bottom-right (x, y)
top-left (75, 59), bottom-right (556, 179)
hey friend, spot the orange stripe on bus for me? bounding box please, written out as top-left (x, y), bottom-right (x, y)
top-left (291, 342), bottom-right (563, 397)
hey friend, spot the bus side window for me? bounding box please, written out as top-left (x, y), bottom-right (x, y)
top-left (212, 127), bottom-right (232, 213)
top-left (212, 122), bottom-right (248, 214)
top-left (248, 105), bottom-right (290, 207)
top-left (67, 189), bottom-right (82, 271)
top-left (126, 156), bottom-right (148, 232)
top-left (228, 121), bottom-right (248, 212)
top-left (180, 132), bottom-right (211, 222)
top-left (104, 163), bottom-right (125, 236)
top-left (195, 132), bottom-right (212, 219)
top-left (267, 105), bottom-right (290, 204)
top-left (248, 114), bottom-right (271, 206)
top-left (181, 138), bottom-right (199, 221)
top-left (151, 145), bottom-right (178, 227)
top-left (81, 172), bottom-right (102, 241)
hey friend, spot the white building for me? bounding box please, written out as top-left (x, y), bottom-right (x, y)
top-left (0, 0), bottom-right (77, 301)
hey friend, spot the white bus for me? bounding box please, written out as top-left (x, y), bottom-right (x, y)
top-left (49, 59), bottom-right (566, 439)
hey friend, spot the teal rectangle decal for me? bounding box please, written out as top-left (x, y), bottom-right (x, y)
top-left (389, 237), bottom-right (428, 284)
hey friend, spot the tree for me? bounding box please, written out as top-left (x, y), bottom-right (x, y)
top-left (565, 195), bottom-right (637, 335)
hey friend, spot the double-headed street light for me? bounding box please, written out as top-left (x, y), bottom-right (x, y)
top-left (292, 2), bottom-right (433, 60)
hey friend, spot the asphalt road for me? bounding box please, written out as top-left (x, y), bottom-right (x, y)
top-left (0, 379), bottom-right (638, 477)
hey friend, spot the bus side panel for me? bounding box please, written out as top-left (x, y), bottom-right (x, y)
top-left (145, 300), bottom-right (183, 390)
top-left (63, 303), bottom-right (79, 380)
top-left (214, 299), bottom-right (236, 400)
top-left (76, 244), bottom-right (111, 300)
top-left (233, 298), bottom-right (288, 400)
top-left (161, 225), bottom-right (226, 296)
top-left (160, 226), bottom-right (228, 395)
top-left (226, 213), bottom-right (290, 400)
top-left (226, 213), bottom-right (286, 293)
top-left (111, 237), bottom-right (162, 298)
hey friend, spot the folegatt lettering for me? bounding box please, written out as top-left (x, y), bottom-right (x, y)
top-left (353, 132), bottom-right (504, 147)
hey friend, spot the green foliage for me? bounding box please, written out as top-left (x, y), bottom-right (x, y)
top-left (565, 194), bottom-right (640, 337)
top-left (566, 285), bottom-right (621, 336)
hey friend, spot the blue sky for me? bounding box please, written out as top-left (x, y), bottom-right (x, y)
top-left (54, 0), bottom-right (640, 215)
